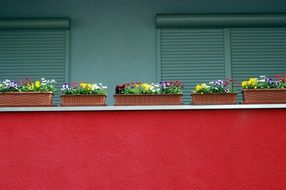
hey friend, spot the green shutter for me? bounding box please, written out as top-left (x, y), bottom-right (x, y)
top-left (160, 28), bottom-right (226, 104)
top-left (157, 15), bottom-right (286, 104)
top-left (231, 28), bottom-right (286, 99)
top-left (0, 30), bottom-right (69, 103)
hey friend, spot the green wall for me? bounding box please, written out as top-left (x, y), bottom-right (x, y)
top-left (0, 0), bottom-right (286, 104)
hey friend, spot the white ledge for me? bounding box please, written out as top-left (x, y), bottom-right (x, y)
top-left (0, 104), bottom-right (285, 112)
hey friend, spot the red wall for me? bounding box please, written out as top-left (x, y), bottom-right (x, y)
top-left (0, 109), bottom-right (286, 190)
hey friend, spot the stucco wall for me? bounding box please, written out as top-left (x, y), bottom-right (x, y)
top-left (1, 108), bottom-right (286, 189)
top-left (0, 0), bottom-right (285, 104)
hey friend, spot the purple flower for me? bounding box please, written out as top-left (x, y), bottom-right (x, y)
top-left (2, 79), bottom-right (18, 89)
top-left (210, 79), bottom-right (225, 87)
top-left (61, 83), bottom-right (70, 91)
top-left (160, 81), bottom-right (170, 89)
top-left (70, 82), bottom-right (78, 89)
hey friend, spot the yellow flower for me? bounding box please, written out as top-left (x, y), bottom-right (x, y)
top-left (141, 83), bottom-right (151, 91)
top-left (242, 78), bottom-right (258, 89)
top-left (35, 81), bottom-right (41, 88)
top-left (195, 83), bottom-right (208, 93)
top-left (241, 81), bottom-right (248, 88)
top-left (201, 83), bottom-right (208, 89)
top-left (80, 82), bottom-right (87, 89)
top-left (248, 78), bottom-right (257, 85)
top-left (195, 84), bottom-right (202, 92)
top-left (87, 83), bottom-right (93, 90)
top-left (248, 78), bottom-right (257, 87)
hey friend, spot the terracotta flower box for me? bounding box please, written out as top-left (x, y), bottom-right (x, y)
top-left (61, 94), bottom-right (107, 106)
top-left (191, 93), bottom-right (237, 105)
top-left (0, 92), bottom-right (54, 107)
top-left (114, 94), bottom-right (183, 106)
top-left (242, 89), bottom-right (286, 104)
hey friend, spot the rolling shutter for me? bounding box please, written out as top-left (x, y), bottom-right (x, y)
top-left (231, 28), bottom-right (286, 99)
top-left (160, 28), bottom-right (226, 104)
top-left (0, 19), bottom-right (70, 104)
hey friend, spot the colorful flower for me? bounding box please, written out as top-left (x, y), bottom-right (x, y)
top-left (61, 81), bottom-right (107, 95)
top-left (193, 79), bottom-right (236, 94)
top-left (35, 81), bottom-right (41, 88)
top-left (0, 78), bottom-right (56, 93)
top-left (115, 81), bottom-right (183, 95)
top-left (241, 75), bottom-right (286, 89)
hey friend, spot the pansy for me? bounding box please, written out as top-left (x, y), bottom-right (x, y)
top-left (194, 79), bottom-right (236, 94)
top-left (242, 75), bottom-right (286, 89)
top-left (0, 78), bottom-right (56, 93)
top-left (115, 81), bottom-right (183, 95)
top-left (61, 82), bottom-right (107, 95)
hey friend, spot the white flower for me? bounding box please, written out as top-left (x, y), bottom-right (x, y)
top-left (92, 84), bottom-right (100, 90)
top-left (41, 78), bottom-right (47, 85)
top-left (3, 79), bottom-right (11, 85)
top-left (61, 84), bottom-right (69, 91)
top-left (98, 83), bottom-right (107, 89)
top-left (154, 83), bottom-right (160, 87)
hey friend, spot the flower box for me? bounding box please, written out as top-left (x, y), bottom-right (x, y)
top-left (60, 82), bottom-right (107, 106)
top-left (242, 89), bottom-right (286, 104)
top-left (191, 93), bottom-right (237, 105)
top-left (114, 81), bottom-right (183, 106)
top-left (61, 94), bottom-right (107, 106)
top-left (114, 94), bottom-right (183, 106)
top-left (241, 75), bottom-right (286, 104)
top-left (0, 78), bottom-right (56, 106)
top-left (192, 79), bottom-right (237, 105)
top-left (0, 92), bottom-right (53, 107)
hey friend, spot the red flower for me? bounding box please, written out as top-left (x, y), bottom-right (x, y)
top-left (115, 84), bottom-right (125, 94)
